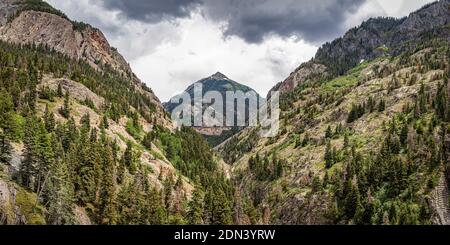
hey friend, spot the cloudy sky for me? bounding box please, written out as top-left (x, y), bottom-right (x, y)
top-left (45, 0), bottom-right (435, 101)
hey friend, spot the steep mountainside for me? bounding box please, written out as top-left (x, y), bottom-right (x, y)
top-left (271, 0), bottom-right (450, 97)
top-left (0, 0), bottom-right (168, 126)
top-left (0, 0), bottom-right (127, 72)
top-left (0, 0), bottom-right (234, 225)
top-left (1, 0), bottom-right (449, 226)
top-left (165, 72), bottom-right (262, 147)
top-left (220, 0), bottom-right (450, 225)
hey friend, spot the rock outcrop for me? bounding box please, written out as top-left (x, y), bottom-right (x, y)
top-left (0, 178), bottom-right (45, 225)
top-left (0, 0), bottom-right (21, 25)
top-left (39, 76), bottom-right (106, 109)
top-left (430, 174), bottom-right (450, 225)
top-left (0, 8), bottom-right (130, 75)
top-left (269, 61), bottom-right (327, 95)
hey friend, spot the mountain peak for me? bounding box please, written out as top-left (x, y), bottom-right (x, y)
top-left (210, 72), bottom-right (229, 80)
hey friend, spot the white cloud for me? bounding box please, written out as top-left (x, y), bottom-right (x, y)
top-left (46, 0), bottom-right (180, 60)
top-left (344, 0), bottom-right (437, 29)
top-left (375, 0), bottom-right (436, 17)
top-left (132, 13), bottom-right (317, 101)
top-left (46, 0), bottom-right (317, 101)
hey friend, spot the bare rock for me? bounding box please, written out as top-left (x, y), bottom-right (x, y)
top-left (0, 10), bottom-right (130, 75)
top-left (270, 61), bottom-right (327, 95)
top-left (39, 75), bottom-right (105, 109)
top-left (73, 206), bottom-right (92, 225)
top-left (430, 174), bottom-right (450, 225)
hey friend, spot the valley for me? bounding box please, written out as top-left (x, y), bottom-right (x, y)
top-left (0, 0), bottom-right (449, 225)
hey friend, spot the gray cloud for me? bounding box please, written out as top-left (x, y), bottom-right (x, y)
top-left (95, 0), bottom-right (367, 43)
top-left (202, 0), bottom-right (366, 43)
top-left (45, 0), bottom-right (436, 102)
top-left (97, 0), bottom-right (201, 22)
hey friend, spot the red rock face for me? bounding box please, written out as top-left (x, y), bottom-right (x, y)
top-left (0, 10), bottom-right (131, 75)
top-left (89, 30), bottom-right (108, 51)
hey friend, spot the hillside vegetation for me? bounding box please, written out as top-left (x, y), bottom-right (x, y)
top-left (220, 37), bottom-right (450, 225)
top-left (0, 40), bottom-right (234, 225)
top-left (1, 0), bottom-right (449, 226)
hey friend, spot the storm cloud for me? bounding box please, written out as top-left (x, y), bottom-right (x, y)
top-left (97, 0), bottom-right (201, 22)
top-left (95, 0), bottom-right (367, 43)
top-left (202, 0), bottom-right (366, 43)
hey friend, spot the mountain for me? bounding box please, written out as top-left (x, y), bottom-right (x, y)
top-left (0, 0), bottom-right (168, 126)
top-left (0, 0), bottom-right (449, 226)
top-left (0, 0), bottom-right (234, 225)
top-left (271, 0), bottom-right (450, 96)
top-left (164, 72), bottom-right (262, 146)
top-left (220, 0), bottom-right (450, 225)
top-left (1, 0), bottom-right (129, 74)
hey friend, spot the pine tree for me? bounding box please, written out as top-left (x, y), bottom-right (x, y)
top-left (0, 90), bottom-right (14, 129)
top-left (163, 176), bottom-right (174, 212)
top-left (312, 176), bottom-right (322, 192)
top-left (35, 121), bottom-right (55, 197)
top-left (434, 82), bottom-right (449, 121)
top-left (0, 130), bottom-right (12, 164)
top-left (59, 91), bottom-right (70, 118)
top-left (117, 178), bottom-right (138, 224)
top-left (335, 123), bottom-right (342, 136)
top-left (211, 189), bottom-right (233, 225)
top-left (323, 171), bottom-right (329, 188)
top-left (74, 138), bottom-right (100, 205)
top-left (344, 175), bottom-right (361, 219)
top-left (203, 187), bottom-right (214, 224)
top-left (26, 83), bottom-right (37, 112)
top-left (57, 83), bottom-right (63, 97)
top-left (47, 140), bottom-right (75, 225)
top-left (378, 99), bottom-right (386, 112)
top-left (80, 113), bottom-right (90, 129)
top-left (100, 114), bottom-right (109, 129)
top-left (400, 123), bottom-right (409, 147)
top-left (418, 82), bottom-right (427, 115)
top-left (90, 127), bottom-right (98, 143)
top-left (368, 96), bottom-right (375, 113)
top-left (275, 159), bottom-right (283, 179)
top-left (123, 141), bottom-right (137, 174)
top-left (20, 116), bottom-right (38, 189)
top-left (99, 143), bottom-right (118, 225)
top-left (142, 132), bottom-right (153, 150)
top-left (187, 189), bottom-right (204, 224)
top-left (343, 133), bottom-right (350, 149)
top-left (325, 125), bottom-right (333, 139)
top-left (125, 173), bottom-right (149, 224)
top-left (44, 104), bottom-right (55, 132)
top-left (347, 104), bottom-right (357, 123)
top-left (325, 141), bottom-right (334, 168)
top-left (144, 186), bottom-right (167, 225)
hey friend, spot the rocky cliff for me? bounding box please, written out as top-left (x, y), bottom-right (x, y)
top-left (0, 0), bottom-right (168, 126)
